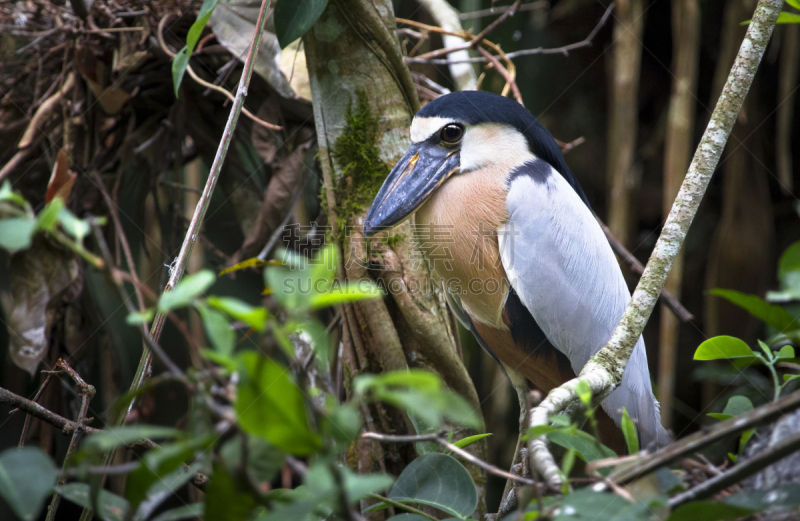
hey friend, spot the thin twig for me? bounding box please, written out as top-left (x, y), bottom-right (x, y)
top-left (477, 46), bottom-right (523, 105)
top-left (608, 390), bottom-right (800, 486)
top-left (366, 494), bottom-right (438, 521)
top-left (470, 0), bottom-right (522, 49)
top-left (403, 3), bottom-right (614, 65)
top-left (669, 431), bottom-right (800, 507)
top-left (17, 372), bottom-right (54, 447)
top-left (459, 1), bottom-right (548, 20)
top-left (361, 431), bottom-right (539, 487)
top-left (46, 360), bottom-right (95, 521)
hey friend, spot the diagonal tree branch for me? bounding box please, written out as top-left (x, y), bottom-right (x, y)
top-left (527, 0), bottom-right (784, 489)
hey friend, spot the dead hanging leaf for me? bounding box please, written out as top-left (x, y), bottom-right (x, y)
top-left (250, 96), bottom-right (283, 165)
top-left (0, 239), bottom-right (82, 375)
top-left (84, 78), bottom-right (131, 116)
top-left (45, 149), bottom-right (76, 203)
top-left (113, 32), bottom-right (148, 74)
top-left (233, 129), bottom-right (315, 263)
top-left (278, 40), bottom-right (311, 101)
top-left (209, 0), bottom-right (295, 99)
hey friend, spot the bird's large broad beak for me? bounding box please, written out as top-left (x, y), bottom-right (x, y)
top-left (364, 143), bottom-right (459, 237)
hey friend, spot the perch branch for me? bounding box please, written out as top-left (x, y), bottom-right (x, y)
top-left (526, 0), bottom-right (783, 490)
top-left (416, 0), bottom-right (478, 90)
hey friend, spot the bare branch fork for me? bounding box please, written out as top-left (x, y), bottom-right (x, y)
top-left (527, 0), bottom-right (784, 489)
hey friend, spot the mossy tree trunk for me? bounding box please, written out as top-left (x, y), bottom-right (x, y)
top-left (304, 0), bottom-right (487, 515)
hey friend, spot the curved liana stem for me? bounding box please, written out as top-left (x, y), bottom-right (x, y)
top-left (527, 0), bottom-right (784, 489)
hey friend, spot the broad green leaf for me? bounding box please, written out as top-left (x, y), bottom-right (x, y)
top-left (710, 289), bottom-right (800, 332)
top-left (197, 304), bottom-right (235, 355)
top-left (37, 198), bottom-right (64, 231)
top-left (546, 429), bottom-right (616, 463)
top-left (355, 369), bottom-right (442, 394)
top-left (387, 453), bottom-right (477, 519)
top-left (526, 424), bottom-right (558, 439)
top-left (310, 244), bottom-right (337, 286)
top-left (219, 435), bottom-right (284, 485)
top-left (725, 484), bottom-right (800, 511)
top-left (59, 483), bottom-right (129, 521)
top-left (207, 296), bottom-right (267, 332)
top-left (777, 11), bottom-right (800, 23)
top-left (158, 270), bottom-right (215, 311)
top-left (561, 447), bottom-right (576, 479)
top-left (452, 433), bottom-right (492, 449)
top-left (708, 394), bottom-right (754, 421)
top-left (58, 207), bottom-right (90, 241)
top-left (236, 352), bottom-right (322, 455)
top-left (758, 339), bottom-right (773, 360)
top-left (309, 281), bottom-right (383, 309)
top-left (126, 442), bottom-right (201, 510)
top-left (150, 503), bottom-right (204, 521)
top-left (82, 426), bottom-right (182, 453)
top-left (171, 47), bottom-right (190, 97)
top-left (0, 181), bottom-right (29, 208)
top-left (187, 0), bottom-right (218, 52)
top-left (274, 0), bottom-right (329, 48)
top-left (778, 240), bottom-right (800, 281)
top-left (787, 0), bottom-right (800, 11)
top-left (323, 403), bottom-right (363, 445)
top-left (575, 379), bottom-right (592, 406)
top-left (777, 344), bottom-right (795, 359)
top-left (0, 447), bottom-right (57, 521)
top-left (304, 463), bottom-right (394, 503)
top-left (621, 408), bottom-right (639, 454)
top-left (0, 217), bottom-right (37, 253)
top-left (205, 464), bottom-right (256, 521)
top-left (694, 335), bottom-right (755, 360)
top-left (201, 348), bottom-right (238, 372)
top-left (133, 464), bottom-right (202, 521)
top-left (558, 489), bottom-right (631, 519)
top-left (665, 501), bottom-right (755, 521)
top-left (126, 308), bottom-right (155, 325)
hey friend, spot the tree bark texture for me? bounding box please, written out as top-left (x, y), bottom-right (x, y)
top-left (304, 0), bottom-right (487, 514)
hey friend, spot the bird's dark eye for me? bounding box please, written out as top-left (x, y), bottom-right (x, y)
top-left (440, 124), bottom-right (464, 144)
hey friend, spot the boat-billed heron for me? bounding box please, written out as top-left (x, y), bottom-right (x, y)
top-left (364, 91), bottom-right (669, 451)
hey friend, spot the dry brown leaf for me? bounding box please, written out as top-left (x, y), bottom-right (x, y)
top-left (84, 77), bottom-right (131, 116)
top-left (45, 148), bottom-right (77, 203)
top-left (250, 96), bottom-right (283, 165)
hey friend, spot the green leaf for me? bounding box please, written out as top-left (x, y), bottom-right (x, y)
top-left (150, 504), bottom-right (204, 521)
top-left (219, 435), bottom-right (284, 485)
top-left (323, 403), bottom-right (363, 445)
top-left (778, 240), bottom-right (800, 281)
top-left (0, 181), bottom-right (30, 208)
top-left (558, 489), bottom-right (631, 519)
top-left (777, 11), bottom-right (800, 23)
top-left (207, 296), bottom-right (267, 332)
top-left (0, 447), bottom-right (57, 521)
top-left (708, 395), bottom-right (754, 422)
top-left (355, 369), bottom-right (442, 394)
top-left (665, 501), bottom-right (755, 521)
top-left (125, 442), bottom-right (201, 511)
top-left (37, 198), bottom-right (64, 232)
top-left (694, 335), bottom-right (755, 360)
top-left (526, 424), bottom-right (558, 439)
top-left (158, 270), bottom-right (215, 311)
top-left (575, 379), bottom-right (592, 407)
top-left (710, 289), bottom-right (800, 332)
top-left (725, 484), bottom-right (800, 511)
top-left (621, 408), bottom-right (639, 454)
top-left (387, 453), bottom-right (477, 519)
top-left (205, 463), bottom-right (256, 521)
top-left (187, 0), bottom-right (218, 52)
top-left (201, 348), bottom-right (238, 373)
top-left (787, 0), bottom-right (800, 11)
top-left (777, 344), bottom-right (795, 359)
top-left (452, 433), bottom-right (492, 449)
top-left (126, 308), bottom-right (155, 325)
top-left (274, 0), bottom-right (329, 48)
top-left (59, 483), bottom-right (129, 521)
top-left (171, 47), bottom-right (190, 97)
top-left (0, 217), bottom-right (37, 253)
top-left (134, 464), bottom-right (203, 521)
top-left (197, 304), bottom-right (235, 355)
top-left (236, 352), bottom-right (322, 455)
top-left (546, 429), bottom-right (616, 463)
top-left (309, 281), bottom-right (383, 309)
top-left (758, 339), bottom-right (773, 360)
top-left (82, 426), bottom-right (182, 453)
top-left (58, 207), bottom-right (90, 241)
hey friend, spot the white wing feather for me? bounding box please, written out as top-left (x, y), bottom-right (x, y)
top-left (499, 164), bottom-right (669, 449)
